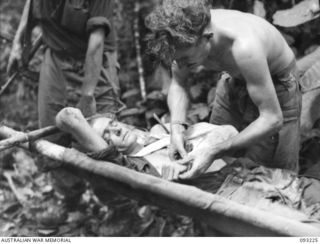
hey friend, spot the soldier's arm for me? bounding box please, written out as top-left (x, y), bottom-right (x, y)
top-left (56, 108), bottom-right (108, 153)
top-left (167, 62), bottom-right (190, 159)
top-left (77, 27), bottom-right (105, 117)
top-left (217, 41), bottom-right (283, 156)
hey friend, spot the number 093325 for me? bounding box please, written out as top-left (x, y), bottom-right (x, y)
top-left (300, 238), bottom-right (319, 243)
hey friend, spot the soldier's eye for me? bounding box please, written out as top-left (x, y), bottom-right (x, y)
top-left (114, 129), bottom-right (121, 136)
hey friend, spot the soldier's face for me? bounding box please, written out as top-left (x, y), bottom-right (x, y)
top-left (175, 34), bottom-right (212, 71)
top-left (91, 117), bottom-right (138, 154)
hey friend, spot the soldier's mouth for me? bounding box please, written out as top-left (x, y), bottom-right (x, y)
top-left (123, 131), bottom-right (129, 142)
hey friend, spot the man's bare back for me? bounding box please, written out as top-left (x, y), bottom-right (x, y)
top-left (204, 9), bottom-right (294, 77)
top-left (175, 9), bottom-right (295, 78)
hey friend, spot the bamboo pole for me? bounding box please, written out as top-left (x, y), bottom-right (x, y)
top-left (0, 126), bottom-right (59, 152)
top-left (0, 112), bottom-right (109, 152)
top-left (0, 126), bottom-right (320, 236)
top-left (134, 1), bottom-right (147, 101)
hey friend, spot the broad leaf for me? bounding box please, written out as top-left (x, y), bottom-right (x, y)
top-left (273, 0), bottom-right (320, 27)
top-left (298, 47), bottom-right (320, 77)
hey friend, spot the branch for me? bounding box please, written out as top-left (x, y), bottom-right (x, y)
top-left (0, 126), bottom-right (59, 152)
top-left (134, 1), bottom-right (147, 101)
top-left (0, 112), bottom-right (109, 152)
top-left (0, 34), bottom-right (43, 96)
top-left (3, 171), bottom-right (28, 206)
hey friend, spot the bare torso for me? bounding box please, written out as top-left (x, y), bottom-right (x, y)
top-left (168, 10), bottom-right (298, 180)
top-left (202, 9), bottom-right (294, 78)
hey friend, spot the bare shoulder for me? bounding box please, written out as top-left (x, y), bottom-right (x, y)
top-left (212, 9), bottom-right (293, 74)
top-left (232, 38), bottom-right (265, 63)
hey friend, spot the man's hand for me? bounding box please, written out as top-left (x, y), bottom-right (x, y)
top-left (162, 161), bottom-right (188, 181)
top-left (178, 140), bottom-right (223, 180)
top-left (76, 95), bottom-right (96, 118)
top-left (7, 43), bottom-right (23, 75)
top-left (169, 126), bottom-right (188, 161)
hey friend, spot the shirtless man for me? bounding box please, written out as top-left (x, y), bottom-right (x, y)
top-left (146, 0), bottom-right (301, 179)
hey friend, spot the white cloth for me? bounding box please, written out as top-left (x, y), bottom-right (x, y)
top-left (132, 123), bottom-right (239, 175)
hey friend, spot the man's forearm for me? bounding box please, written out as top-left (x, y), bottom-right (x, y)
top-left (214, 114), bottom-right (283, 158)
top-left (82, 28), bottom-right (105, 96)
top-left (168, 79), bottom-right (189, 123)
top-left (168, 63), bottom-right (190, 126)
top-left (56, 108), bottom-right (108, 152)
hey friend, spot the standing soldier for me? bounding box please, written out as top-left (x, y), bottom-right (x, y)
top-left (7, 0), bottom-right (122, 226)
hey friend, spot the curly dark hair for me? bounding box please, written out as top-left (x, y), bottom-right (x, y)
top-left (145, 0), bottom-right (211, 67)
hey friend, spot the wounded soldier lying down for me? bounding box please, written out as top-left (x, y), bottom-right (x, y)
top-left (56, 107), bottom-right (239, 180)
top-left (55, 107), bottom-right (320, 224)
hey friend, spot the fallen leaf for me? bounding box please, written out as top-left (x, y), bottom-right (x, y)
top-left (146, 90), bottom-right (166, 101)
top-left (137, 205), bottom-right (152, 221)
top-left (207, 87), bottom-right (216, 106)
top-left (1, 222), bottom-right (15, 232)
top-left (121, 88), bottom-right (140, 100)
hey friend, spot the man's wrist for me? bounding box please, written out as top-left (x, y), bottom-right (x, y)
top-left (170, 122), bottom-right (188, 134)
top-left (215, 140), bottom-right (233, 158)
top-left (171, 120), bottom-right (190, 129)
top-left (205, 131), bottom-right (233, 159)
top-left (81, 78), bottom-right (97, 97)
top-left (171, 120), bottom-right (189, 134)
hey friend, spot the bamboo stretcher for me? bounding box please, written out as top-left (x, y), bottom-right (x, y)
top-left (0, 125), bottom-right (320, 237)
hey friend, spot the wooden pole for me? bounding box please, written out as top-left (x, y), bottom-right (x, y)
top-left (0, 125), bottom-right (319, 237)
top-left (0, 125), bottom-right (59, 152)
top-left (134, 1), bottom-right (147, 101)
top-left (0, 112), bottom-right (108, 152)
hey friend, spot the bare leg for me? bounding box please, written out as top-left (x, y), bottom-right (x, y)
top-left (55, 107), bottom-right (108, 153)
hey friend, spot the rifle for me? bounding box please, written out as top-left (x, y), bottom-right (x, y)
top-left (0, 34), bottom-right (43, 96)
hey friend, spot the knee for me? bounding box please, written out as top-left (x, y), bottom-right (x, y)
top-left (55, 107), bottom-right (84, 131)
